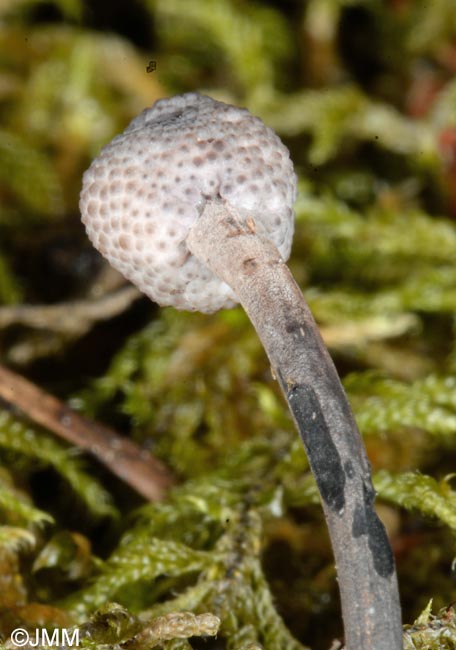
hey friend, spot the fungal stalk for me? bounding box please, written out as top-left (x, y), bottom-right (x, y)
top-left (80, 92), bottom-right (403, 650)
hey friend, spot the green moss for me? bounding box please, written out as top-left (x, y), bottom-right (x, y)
top-left (1, 0), bottom-right (456, 647)
top-left (0, 409), bottom-right (118, 520)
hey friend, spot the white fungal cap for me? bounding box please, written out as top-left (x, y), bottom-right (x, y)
top-left (80, 92), bottom-right (297, 313)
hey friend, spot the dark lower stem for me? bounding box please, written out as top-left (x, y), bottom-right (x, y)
top-left (187, 200), bottom-right (403, 650)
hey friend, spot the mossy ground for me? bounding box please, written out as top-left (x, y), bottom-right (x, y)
top-left (1, 1), bottom-right (456, 648)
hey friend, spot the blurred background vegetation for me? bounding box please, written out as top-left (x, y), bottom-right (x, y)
top-left (1, 0), bottom-right (456, 648)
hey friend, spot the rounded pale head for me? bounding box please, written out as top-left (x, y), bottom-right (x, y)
top-left (80, 93), bottom-right (297, 313)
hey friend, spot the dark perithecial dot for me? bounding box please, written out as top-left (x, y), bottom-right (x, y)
top-left (109, 182), bottom-right (122, 194)
top-left (177, 161), bottom-right (184, 167)
top-left (175, 176), bottom-right (181, 182)
top-left (142, 173), bottom-right (148, 180)
top-left (249, 183), bottom-right (258, 192)
top-left (158, 241), bottom-right (166, 250)
top-left (207, 151), bottom-right (217, 161)
top-left (213, 140), bottom-right (225, 151)
top-left (87, 201), bottom-right (96, 216)
top-left (192, 157), bottom-right (204, 167)
top-left (179, 144), bottom-right (189, 152)
top-left (184, 188), bottom-right (192, 196)
top-left (236, 175), bottom-right (247, 184)
top-left (132, 209), bottom-right (139, 217)
top-left (244, 157), bottom-right (252, 164)
top-left (118, 235), bottom-right (130, 250)
top-left (197, 141), bottom-right (207, 149)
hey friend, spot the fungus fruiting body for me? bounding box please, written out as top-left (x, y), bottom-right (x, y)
top-left (80, 93), bottom-right (295, 313)
top-left (80, 93), bottom-right (403, 650)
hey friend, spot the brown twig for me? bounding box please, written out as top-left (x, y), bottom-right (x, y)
top-left (0, 364), bottom-right (173, 501)
top-left (0, 285), bottom-right (142, 334)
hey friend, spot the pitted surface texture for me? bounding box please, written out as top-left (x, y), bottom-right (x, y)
top-left (80, 93), bottom-right (297, 312)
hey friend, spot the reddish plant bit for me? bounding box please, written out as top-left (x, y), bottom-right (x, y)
top-left (437, 43), bottom-right (456, 74)
top-left (438, 127), bottom-right (456, 218)
top-left (80, 92), bottom-right (403, 650)
top-left (405, 67), bottom-right (444, 118)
